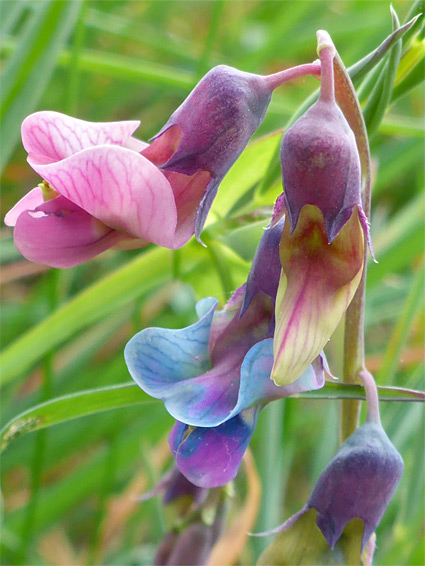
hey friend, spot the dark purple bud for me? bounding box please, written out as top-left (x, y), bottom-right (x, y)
top-left (307, 421), bottom-right (404, 550)
top-left (153, 531), bottom-right (179, 565)
top-left (149, 65), bottom-right (273, 240)
top-left (242, 215), bottom-right (284, 315)
top-left (165, 522), bottom-right (214, 566)
top-left (163, 466), bottom-right (208, 507)
top-left (281, 46), bottom-right (363, 243)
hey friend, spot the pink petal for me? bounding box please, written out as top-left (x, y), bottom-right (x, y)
top-left (14, 195), bottom-right (125, 268)
top-left (4, 187), bottom-right (44, 227)
top-left (165, 169), bottom-right (210, 248)
top-left (22, 111), bottom-right (140, 164)
top-left (29, 145), bottom-right (178, 247)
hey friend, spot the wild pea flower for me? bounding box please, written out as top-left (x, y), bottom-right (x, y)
top-left (5, 63), bottom-right (320, 267)
top-left (125, 232), bottom-right (328, 487)
top-left (257, 372), bottom-right (404, 553)
top-left (4, 111), bottom-right (212, 267)
top-left (143, 63), bottom-right (321, 241)
top-left (271, 33), bottom-right (370, 386)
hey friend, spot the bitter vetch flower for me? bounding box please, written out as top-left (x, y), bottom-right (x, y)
top-left (125, 284), bottom-right (326, 487)
top-left (271, 33), bottom-right (369, 386)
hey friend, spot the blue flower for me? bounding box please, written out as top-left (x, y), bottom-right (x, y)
top-left (125, 282), bottom-right (326, 487)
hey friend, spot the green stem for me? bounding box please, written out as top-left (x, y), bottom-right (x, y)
top-left (252, 399), bottom-right (285, 558)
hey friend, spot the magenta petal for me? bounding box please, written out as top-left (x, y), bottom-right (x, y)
top-left (4, 187), bottom-right (44, 227)
top-left (22, 111), bottom-right (140, 164)
top-left (30, 145), bottom-right (178, 247)
top-left (169, 408), bottom-right (259, 488)
top-left (14, 195), bottom-right (125, 267)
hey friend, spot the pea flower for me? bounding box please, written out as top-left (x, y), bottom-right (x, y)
top-left (271, 33), bottom-right (370, 386)
top-left (5, 62), bottom-right (320, 267)
top-left (257, 372), bottom-right (404, 553)
top-left (4, 111), bottom-right (211, 267)
top-left (125, 281), bottom-right (327, 488)
top-left (143, 63), bottom-right (321, 241)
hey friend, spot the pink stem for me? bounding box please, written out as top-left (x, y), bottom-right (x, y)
top-left (358, 369), bottom-right (381, 425)
top-left (264, 62), bottom-right (321, 90)
top-left (318, 47), bottom-right (335, 104)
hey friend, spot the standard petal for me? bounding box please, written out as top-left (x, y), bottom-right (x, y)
top-left (272, 205), bottom-right (364, 386)
top-left (124, 297), bottom-right (217, 398)
top-left (29, 145), bottom-right (178, 247)
top-left (4, 187), bottom-right (44, 227)
top-left (13, 195), bottom-right (124, 268)
top-left (169, 408), bottom-right (259, 488)
top-left (22, 111), bottom-right (140, 164)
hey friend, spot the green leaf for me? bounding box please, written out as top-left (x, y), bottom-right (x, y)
top-left (2, 381), bottom-right (422, 451)
top-left (0, 247), bottom-right (173, 386)
top-left (0, 0), bottom-right (81, 173)
top-left (348, 14), bottom-right (422, 84)
top-left (376, 265), bottom-right (425, 385)
top-left (0, 383), bottom-right (153, 451)
top-left (362, 7), bottom-right (403, 136)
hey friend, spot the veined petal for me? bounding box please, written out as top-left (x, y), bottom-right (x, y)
top-left (169, 408), bottom-right (259, 488)
top-left (13, 195), bottom-right (124, 268)
top-left (22, 111), bottom-right (140, 164)
top-left (272, 205), bottom-right (364, 386)
top-left (4, 187), bottom-right (44, 227)
top-left (29, 145), bottom-right (178, 247)
top-left (124, 297), bottom-right (217, 398)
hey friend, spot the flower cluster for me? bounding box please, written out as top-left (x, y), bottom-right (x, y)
top-left (6, 28), bottom-right (404, 560)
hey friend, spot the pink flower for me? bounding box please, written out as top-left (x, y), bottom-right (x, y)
top-left (5, 111), bottom-right (210, 267)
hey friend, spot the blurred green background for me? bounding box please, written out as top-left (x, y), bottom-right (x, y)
top-left (1, 1), bottom-right (424, 565)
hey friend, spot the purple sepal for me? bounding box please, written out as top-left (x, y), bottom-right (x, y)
top-left (162, 466), bottom-right (208, 507)
top-left (307, 421), bottom-right (404, 550)
top-left (242, 216), bottom-right (284, 314)
top-left (281, 98), bottom-right (364, 244)
top-left (151, 65), bottom-right (272, 238)
top-left (160, 523), bottom-right (214, 566)
top-left (169, 408), bottom-right (259, 488)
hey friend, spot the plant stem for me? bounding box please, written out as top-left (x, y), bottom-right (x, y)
top-left (264, 62), bottom-right (320, 90)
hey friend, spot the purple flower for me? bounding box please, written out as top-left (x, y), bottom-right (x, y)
top-left (125, 283), bottom-right (326, 488)
top-left (260, 421), bottom-right (403, 552)
top-left (143, 62), bottom-right (321, 241)
top-left (5, 111), bottom-right (212, 267)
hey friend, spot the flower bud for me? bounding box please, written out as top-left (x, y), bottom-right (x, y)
top-left (307, 421), bottom-right (404, 550)
top-left (281, 46), bottom-right (364, 244)
top-left (147, 65), bottom-right (273, 239)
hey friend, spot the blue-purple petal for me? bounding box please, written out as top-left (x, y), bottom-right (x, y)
top-left (169, 408), bottom-right (259, 488)
top-left (124, 297), bottom-right (217, 398)
top-left (242, 216), bottom-right (284, 314)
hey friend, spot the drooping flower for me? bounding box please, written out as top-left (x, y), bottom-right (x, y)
top-left (125, 282), bottom-right (327, 488)
top-left (271, 32), bottom-right (369, 386)
top-left (143, 63), bottom-right (321, 241)
top-left (5, 111), bottom-right (211, 267)
top-left (6, 62), bottom-right (321, 267)
top-left (257, 420), bottom-right (403, 553)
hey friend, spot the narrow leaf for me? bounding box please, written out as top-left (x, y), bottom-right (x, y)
top-left (1, 382), bottom-right (422, 451)
top-left (0, 0), bottom-right (81, 172)
top-left (1, 383), bottom-right (153, 451)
